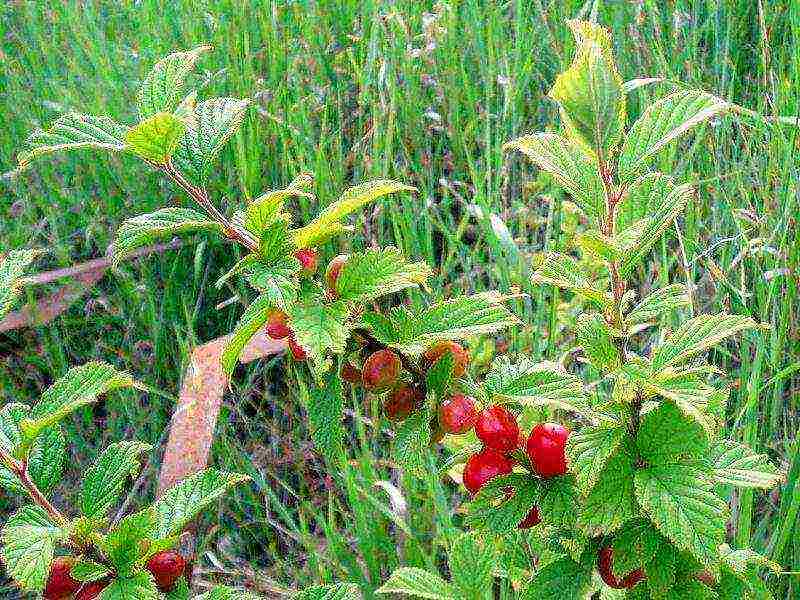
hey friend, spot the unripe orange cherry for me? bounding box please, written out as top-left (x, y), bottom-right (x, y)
top-left (422, 341), bottom-right (469, 377)
top-left (439, 394), bottom-right (478, 434)
top-left (362, 349), bottom-right (401, 391)
top-left (294, 247), bottom-right (319, 276)
top-left (146, 550), bottom-right (187, 592)
top-left (265, 310), bottom-right (291, 340)
top-left (75, 580), bottom-right (110, 600)
top-left (325, 254), bottom-right (349, 297)
top-left (462, 448), bottom-right (513, 494)
top-left (287, 335), bottom-right (308, 361)
top-left (518, 506), bottom-right (542, 529)
top-left (526, 422), bottom-right (570, 478)
top-left (44, 557), bottom-right (81, 599)
top-left (475, 405), bottom-right (520, 454)
top-left (385, 384), bottom-right (424, 421)
top-left (597, 547), bottom-right (645, 589)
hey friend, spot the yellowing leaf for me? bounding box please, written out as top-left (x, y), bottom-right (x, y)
top-left (125, 112), bottom-right (186, 163)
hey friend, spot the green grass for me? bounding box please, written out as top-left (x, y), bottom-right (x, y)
top-left (1, 0), bottom-right (799, 597)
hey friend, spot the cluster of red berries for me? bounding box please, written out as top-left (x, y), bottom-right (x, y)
top-left (44, 551), bottom-right (186, 599)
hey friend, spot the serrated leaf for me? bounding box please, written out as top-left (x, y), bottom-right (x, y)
top-left (566, 425), bottom-right (626, 494)
top-left (71, 560), bottom-right (112, 583)
top-left (0, 248), bottom-right (43, 318)
top-left (335, 248), bottom-right (430, 303)
top-left (296, 583), bottom-right (362, 600)
top-left (377, 568), bottom-right (455, 600)
top-left (288, 298), bottom-right (350, 380)
top-left (578, 444), bottom-right (637, 535)
top-left (137, 46), bottom-right (210, 118)
top-left (0, 505), bottom-right (64, 591)
top-left (539, 475), bottom-right (579, 529)
top-left (653, 314), bottom-right (760, 371)
top-left (222, 293), bottom-right (278, 376)
top-left (574, 220), bottom-right (650, 264)
top-left (646, 373), bottom-right (718, 436)
top-left (707, 440), bottom-right (781, 489)
top-left (165, 577), bottom-right (191, 600)
top-left (242, 257), bottom-right (301, 310)
top-left (618, 90), bottom-right (730, 183)
top-left (448, 532), bottom-right (494, 600)
top-left (308, 370), bottom-right (344, 463)
top-left (100, 509), bottom-right (155, 576)
top-left (635, 462), bottom-right (728, 567)
top-left (426, 351), bottom-right (454, 399)
top-left (531, 252), bottom-right (612, 306)
top-left (466, 474), bottom-right (540, 533)
top-left (113, 207), bottom-right (222, 264)
top-left (484, 356), bottom-right (591, 415)
top-left (245, 176), bottom-right (313, 236)
top-left (637, 401), bottom-right (708, 463)
top-left (393, 406), bottom-right (432, 479)
top-left (172, 97), bottom-right (250, 183)
top-left (125, 112), bottom-right (186, 163)
top-left (610, 520), bottom-right (663, 579)
top-left (519, 556), bottom-right (592, 600)
top-left (81, 441), bottom-right (151, 519)
top-left (503, 132), bottom-right (605, 220)
top-left (644, 541), bottom-right (678, 598)
top-left (627, 284), bottom-right (691, 325)
top-left (718, 543), bottom-right (781, 575)
top-left (17, 113), bottom-right (127, 171)
top-left (616, 172), bottom-right (674, 230)
top-left (153, 468), bottom-right (250, 538)
top-left (98, 571), bottom-right (160, 600)
top-left (24, 362), bottom-right (136, 441)
top-left (576, 313), bottom-right (621, 372)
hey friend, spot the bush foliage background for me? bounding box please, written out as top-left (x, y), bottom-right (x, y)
top-left (0, 1), bottom-right (798, 597)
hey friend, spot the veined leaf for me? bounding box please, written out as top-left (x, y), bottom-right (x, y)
top-left (627, 284), bottom-right (691, 325)
top-left (616, 172), bottom-right (673, 230)
top-left (565, 424), bottom-right (626, 494)
top-left (578, 444), bottom-right (637, 535)
top-left (0, 505), bottom-right (65, 591)
top-left (295, 584), bottom-right (362, 600)
top-left (23, 363), bottom-right (137, 441)
top-left (335, 247), bottom-right (431, 303)
top-left (549, 20), bottom-right (625, 158)
top-left (137, 45), bottom-right (210, 118)
top-left (636, 401), bottom-right (708, 463)
top-left (531, 252), bottom-right (612, 306)
top-left (241, 256), bottom-right (301, 310)
top-left (100, 509), bottom-right (155, 576)
top-left (377, 568), bottom-right (456, 600)
top-left (70, 560), bottom-right (112, 583)
top-left (610, 520), bottom-right (664, 580)
top-left (575, 313), bottom-right (621, 372)
top-left (618, 90), bottom-right (730, 183)
top-left (0, 248), bottom-right (42, 319)
top-left (519, 556), bottom-right (593, 600)
top-left (622, 77), bottom-right (666, 93)
top-left (646, 373), bottom-right (718, 436)
top-left (17, 113), bottom-right (127, 171)
top-left (393, 405), bottom-right (432, 479)
top-left (466, 474), bottom-right (540, 533)
top-left (81, 441), bottom-right (152, 518)
top-left (707, 440), bottom-right (782, 489)
top-left (113, 207), bottom-right (223, 264)
top-left (98, 571), bottom-right (160, 600)
top-left (504, 133), bottom-right (605, 220)
top-left (288, 298), bottom-right (350, 380)
top-left (257, 217), bottom-right (297, 264)
top-left (635, 462), bottom-right (728, 567)
top-left (539, 475), bottom-right (579, 529)
top-left (718, 543), bottom-right (781, 575)
top-left (448, 532), bottom-right (495, 600)
top-left (221, 293), bottom-right (278, 376)
top-left (125, 112), bottom-right (186, 163)
top-left (245, 175), bottom-right (313, 236)
top-left (308, 370), bottom-right (344, 463)
top-left (574, 219), bottom-right (650, 263)
top-left (652, 313), bottom-right (760, 370)
top-left (483, 356), bottom-right (590, 415)
top-left (172, 97), bottom-right (250, 183)
top-left (153, 468), bottom-right (250, 538)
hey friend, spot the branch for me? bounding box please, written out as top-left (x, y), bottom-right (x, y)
top-left (0, 448), bottom-right (67, 527)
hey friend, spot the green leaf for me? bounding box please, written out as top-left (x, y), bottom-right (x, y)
top-left (426, 351), bottom-right (455, 400)
top-left (222, 293), bottom-right (278, 376)
top-left (172, 97), bottom-right (250, 183)
top-left (575, 313), bottom-right (621, 372)
top-left (165, 578), bottom-right (191, 600)
top-left (97, 571), bottom-right (160, 600)
top-left (448, 532), bottom-right (495, 600)
top-left (520, 556), bottom-right (593, 600)
top-left (137, 46), bottom-right (210, 118)
top-left (81, 441), bottom-right (152, 519)
top-left (466, 474), bottom-right (540, 533)
top-left (652, 314), bottom-right (760, 371)
top-left (707, 440), bottom-right (781, 489)
top-left (627, 284), bottom-right (691, 325)
top-left (24, 362), bottom-right (137, 442)
top-left (718, 543), bottom-right (781, 575)
top-left (504, 133), bottom-right (605, 220)
top-left (308, 370), bottom-right (344, 463)
top-left (635, 462), bottom-right (728, 567)
top-left (0, 248), bottom-right (42, 319)
top-left (565, 425), bottom-right (626, 494)
top-left (0, 505), bottom-right (64, 591)
top-left (618, 90), bottom-right (730, 183)
top-left (643, 541), bottom-right (678, 598)
top-left (549, 20), bottom-right (625, 158)
top-left (113, 207), bottom-right (223, 264)
top-left (531, 252), bottom-right (612, 306)
top-left (335, 247), bottom-right (431, 303)
top-left (377, 568), bottom-right (455, 600)
top-left (17, 114), bottom-right (127, 171)
top-left (393, 406), bottom-right (432, 479)
top-left (100, 509), bottom-right (155, 576)
top-left (538, 475), bottom-right (579, 529)
top-left (125, 112), bottom-right (186, 163)
top-left (574, 220), bottom-right (650, 264)
top-left (295, 583), bottom-right (362, 600)
top-left (610, 520), bottom-right (663, 580)
top-left (245, 176), bottom-right (313, 236)
top-left (288, 298), bottom-right (350, 379)
top-left (154, 468), bottom-right (249, 537)
top-left (616, 172), bottom-right (673, 230)
top-left (578, 444), bottom-right (637, 535)
top-left (484, 356), bottom-right (591, 415)
top-left (637, 401), bottom-right (708, 463)
top-left (241, 257), bottom-right (301, 310)
top-left (646, 373), bottom-right (719, 436)
top-left (71, 560), bottom-right (112, 583)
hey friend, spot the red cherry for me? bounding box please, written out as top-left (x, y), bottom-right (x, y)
top-left (422, 341), bottom-right (469, 377)
top-left (439, 394), bottom-right (478, 434)
top-left (75, 580), bottom-right (110, 600)
top-left (265, 310), bottom-right (291, 340)
top-left (526, 422), bottom-right (570, 478)
top-left (341, 362), bottom-right (362, 385)
top-left (385, 384), bottom-right (424, 421)
top-left (597, 547), bottom-right (645, 589)
top-left (362, 349), bottom-right (401, 392)
top-left (325, 255), bottom-right (349, 297)
top-left (462, 448), bottom-right (513, 494)
top-left (294, 248), bottom-right (319, 276)
top-left (518, 506), bottom-right (541, 529)
top-left (44, 557), bottom-right (81, 599)
top-left (146, 550), bottom-right (187, 592)
top-left (287, 335), bottom-right (308, 361)
top-left (475, 405), bottom-right (520, 454)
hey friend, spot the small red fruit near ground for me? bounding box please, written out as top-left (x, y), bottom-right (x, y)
top-left (462, 448), bottom-right (513, 494)
top-left (475, 405), bottom-right (520, 454)
top-left (325, 254), bottom-right (349, 296)
top-left (147, 550), bottom-right (187, 592)
top-left (294, 247), bottom-right (319, 276)
top-left (439, 394), bottom-right (478, 434)
top-left (265, 310), bottom-right (291, 340)
top-left (341, 362), bottom-right (362, 385)
top-left (597, 547), bottom-right (645, 589)
top-left (287, 335), bottom-right (308, 361)
top-left (362, 349), bottom-right (401, 391)
top-left (384, 384), bottom-right (424, 421)
top-left (526, 422), bottom-right (570, 478)
top-left (518, 506), bottom-right (542, 529)
top-left (695, 571), bottom-right (716, 586)
top-left (44, 557), bottom-right (81, 599)
top-left (422, 341), bottom-right (469, 377)
top-left (75, 580), bottom-right (110, 600)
